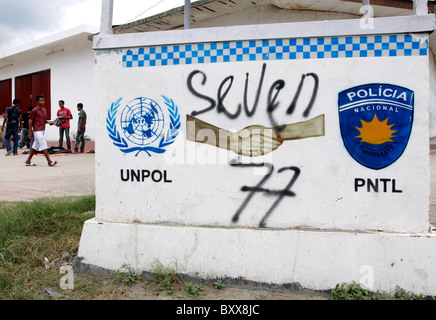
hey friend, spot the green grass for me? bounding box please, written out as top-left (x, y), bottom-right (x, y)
top-left (330, 281), bottom-right (433, 300)
top-left (0, 196), bottom-right (220, 300)
top-left (150, 259), bottom-right (184, 296)
top-left (0, 196), bottom-right (94, 263)
top-left (0, 196), bottom-right (129, 300)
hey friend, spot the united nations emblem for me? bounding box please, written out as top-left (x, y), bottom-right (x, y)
top-left (106, 96), bottom-right (180, 156)
top-left (338, 83), bottom-right (414, 170)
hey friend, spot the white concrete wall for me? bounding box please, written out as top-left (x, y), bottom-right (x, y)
top-left (94, 33), bottom-right (430, 234)
top-left (49, 39), bottom-right (96, 142)
top-left (78, 11), bottom-right (436, 295)
top-left (429, 49), bottom-right (436, 137)
top-left (0, 35), bottom-right (96, 142)
top-left (78, 219), bottom-right (436, 296)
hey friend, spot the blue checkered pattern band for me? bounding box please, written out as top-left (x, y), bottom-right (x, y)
top-left (122, 34), bottom-right (428, 68)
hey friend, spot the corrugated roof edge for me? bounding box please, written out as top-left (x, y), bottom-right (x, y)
top-left (0, 24), bottom-right (99, 61)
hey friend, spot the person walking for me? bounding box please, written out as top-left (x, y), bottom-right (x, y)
top-left (25, 94), bottom-right (57, 167)
top-left (57, 100), bottom-right (73, 150)
top-left (74, 103), bottom-right (87, 153)
top-left (0, 113), bottom-right (5, 149)
top-left (1, 99), bottom-right (22, 156)
top-left (18, 106), bottom-right (33, 149)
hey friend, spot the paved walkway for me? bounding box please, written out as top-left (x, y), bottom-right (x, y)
top-left (0, 141), bottom-right (95, 202)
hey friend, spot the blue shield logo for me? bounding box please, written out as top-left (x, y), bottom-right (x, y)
top-left (338, 83), bottom-right (414, 170)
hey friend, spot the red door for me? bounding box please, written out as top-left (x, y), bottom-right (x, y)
top-left (15, 75), bottom-right (32, 113)
top-left (0, 79), bottom-right (12, 114)
top-left (32, 70), bottom-right (51, 118)
top-left (15, 70), bottom-right (51, 117)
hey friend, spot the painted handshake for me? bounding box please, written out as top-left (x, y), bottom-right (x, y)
top-left (186, 114), bottom-right (325, 157)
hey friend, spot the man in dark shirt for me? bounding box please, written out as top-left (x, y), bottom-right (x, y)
top-left (18, 106), bottom-right (33, 149)
top-left (1, 99), bottom-right (22, 156)
top-left (25, 94), bottom-right (57, 167)
top-left (74, 103), bottom-right (87, 153)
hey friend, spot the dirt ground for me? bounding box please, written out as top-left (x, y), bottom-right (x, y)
top-left (122, 280), bottom-right (330, 300)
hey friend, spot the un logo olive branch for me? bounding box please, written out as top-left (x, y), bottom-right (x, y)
top-left (106, 97), bottom-right (128, 149)
top-left (106, 96), bottom-right (180, 156)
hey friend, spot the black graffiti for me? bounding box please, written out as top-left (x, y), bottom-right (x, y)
top-left (187, 70), bottom-right (216, 116)
top-left (230, 162), bottom-right (301, 228)
top-left (187, 63), bottom-right (319, 126)
top-left (267, 73), bottom-right (319, 129)
top-left (243, 62), bottom-right (266, 117)
top-left (217, 74), bottom-right (242, 119)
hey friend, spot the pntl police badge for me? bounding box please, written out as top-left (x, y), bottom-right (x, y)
top-left (338, 83), bottom-right (414, 170)
top-left (106, 96), bottom-right (180, 156)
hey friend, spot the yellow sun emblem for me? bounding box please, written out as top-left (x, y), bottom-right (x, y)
top-left (355, 114), bottom-right (397, 145)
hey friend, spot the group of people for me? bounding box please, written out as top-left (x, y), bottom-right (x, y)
top-left (1, 95), bottom-right (87, 166)
top-left (52, 99), bottom-right (87, 154)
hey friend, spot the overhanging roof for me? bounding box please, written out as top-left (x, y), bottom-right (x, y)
top-left (0, 24), bottom-right (99, 69)
top-left (108, 0), bottom-right (435, 56)
top-left (113, 0), bottom-right (435, 34)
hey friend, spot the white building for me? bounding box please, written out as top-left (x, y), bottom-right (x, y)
top-left (0, 24), bottom-right (98, 142)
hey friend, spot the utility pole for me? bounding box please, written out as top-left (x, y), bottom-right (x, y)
top-left (101, 0), bottom-right (114, 35)
top-left (185, 0), bottom-right (191, 29)
top-left (413, 0), bottom-right (428, 15)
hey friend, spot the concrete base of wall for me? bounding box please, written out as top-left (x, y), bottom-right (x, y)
top-left (75, 218), bottom-right (436, 296)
